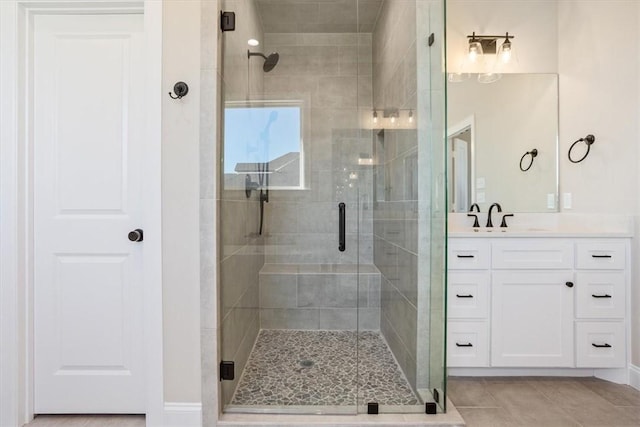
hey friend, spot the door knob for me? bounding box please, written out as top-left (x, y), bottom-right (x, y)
top-left (128, 229), bottom-right (144, 242)
top-left (565, 281), bottom-right (574, 288)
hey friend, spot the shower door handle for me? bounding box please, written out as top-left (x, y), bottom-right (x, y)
top-left (338, 202), bottom-right (346, 252)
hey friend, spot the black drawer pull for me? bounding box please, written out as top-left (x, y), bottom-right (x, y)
top-left (456, 294), bottom-right (474, 298)
top-left (591, 254), bottom-right (612, 259)
top-left (592, 294), bottom-right (612, 298)
top-left (455, 343), bottom-right (473, 347)
top-left (456, 254), bottom-right (475, 259)
top-left (592, 343), bottom-right (612, 348)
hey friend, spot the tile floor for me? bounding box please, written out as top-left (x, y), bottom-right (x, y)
top-left (448, 376), bottom-right (640, 427)
top-left (24, 376), bottom-right (640, 426)
top-left (230, 330), bottom-right (419, 406)
top-left (25, 415), bottom-right (144, 426)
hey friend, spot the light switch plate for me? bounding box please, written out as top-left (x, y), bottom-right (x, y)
top-left (547, 193), bottom-right (555, 209)
top-left (476, 192), bottom-right (485, 203)
top-left (563, 193), bottom-right (572, 209)
top-left (476, 177), bottom-right (486, 189)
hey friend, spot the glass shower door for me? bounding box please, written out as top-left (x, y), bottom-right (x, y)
top-left (218, 0), bottom-right (363, 414)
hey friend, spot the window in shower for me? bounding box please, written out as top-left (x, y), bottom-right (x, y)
top-left (224, 101), bottom-right (306, 190)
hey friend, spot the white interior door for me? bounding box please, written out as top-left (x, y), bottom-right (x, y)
top-left (33, 13), bottom-right (146, 414)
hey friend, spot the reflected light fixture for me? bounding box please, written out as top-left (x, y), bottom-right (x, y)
top-left (248, 39), bottom-right (260, 46)
top-left (372, 110), bottom-right (378, 124)
top-left (408, 110), bottom-right (414, 123)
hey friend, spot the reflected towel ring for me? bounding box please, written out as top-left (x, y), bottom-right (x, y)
top-left (568, 134), bottom-right (595, 163)
top-left (519, 148), bottom-right (538, 172)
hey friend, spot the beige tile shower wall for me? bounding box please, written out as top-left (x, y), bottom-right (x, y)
top-left (262, 33), bottom-right (374, 265)
top-left (372, 0), bottom-right (420, 392)
top-left (218, 0), bottom-right (265, 407)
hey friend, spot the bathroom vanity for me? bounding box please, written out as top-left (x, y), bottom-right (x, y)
top-left (446, 221), bottom-right (632, 384)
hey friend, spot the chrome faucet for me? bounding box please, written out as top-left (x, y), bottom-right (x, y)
top-left (486, 203), bottom-right (502, 227)
top-left (467, 203), bottom-right (481, 228)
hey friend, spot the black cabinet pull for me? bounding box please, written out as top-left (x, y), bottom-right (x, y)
top-left (592, 294), bottom-right (612, 298)
top-left (456, 294), bottom-right (474, 298)
top-left (565, 281), bottom-right (574, 288)
top-left (457, 254), bottom-right (475, 259)
top-left (592, 343), bottom-right (612, 348)
top-left (338, 202), bottom-right (345, 252)
top-left (592, 254), bottom-right (612, 259)
top-left (455, 343), bottom-right (473, 347)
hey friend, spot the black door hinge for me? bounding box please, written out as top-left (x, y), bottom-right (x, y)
top-left (220, 360), bottom-right (234, 381)
top-left (425, 402), bottom-right (437, 414)
top-left (220, 11), bottom-right (235, 32)
top-left (433, 388), bottom-right (440, 403)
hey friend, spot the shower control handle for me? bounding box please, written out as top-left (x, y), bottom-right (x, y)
top-left (338, 203), bottom-right (346, 252)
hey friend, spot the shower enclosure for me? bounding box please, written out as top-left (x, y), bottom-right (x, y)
top-left (218, 0), bottom-right (447, 415)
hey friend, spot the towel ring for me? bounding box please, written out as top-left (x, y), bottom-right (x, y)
top-left (519, 148), bottom-right (538, 172)
top-left (568, 134), bottom-right (595, 163)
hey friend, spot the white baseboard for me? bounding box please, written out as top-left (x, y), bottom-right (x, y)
top-left (163, 402), bottom-right (202, 427)
top-left (630, 364), bottom-right (640, 391)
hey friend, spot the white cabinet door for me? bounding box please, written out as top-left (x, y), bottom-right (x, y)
top-left (491, 271), bottom-right (574, 367)
top-left (33, 14), bottom-right (145, 413)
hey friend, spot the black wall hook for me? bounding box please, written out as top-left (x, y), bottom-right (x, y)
top-left (519, 148), bottom-right (538, 172)
top-left (568, 134), bottom-right (595, 163)
top-left (169, 81), bottom-right (189, 99)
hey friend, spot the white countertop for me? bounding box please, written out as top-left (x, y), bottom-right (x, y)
top-left (448, 213), bottom-right (634, 238)
top-left (448, 228), bottom-right (633, 238)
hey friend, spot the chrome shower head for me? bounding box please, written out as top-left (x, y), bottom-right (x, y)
top-left (248, 50), bottom-right (280, 72)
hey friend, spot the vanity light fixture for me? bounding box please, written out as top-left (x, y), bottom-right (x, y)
top-left (248, 38), bottom-right (260, 46)
top-left (370, 108), bottom-right (415, 126)
top-left (466, 32), bottom-right (515, 63)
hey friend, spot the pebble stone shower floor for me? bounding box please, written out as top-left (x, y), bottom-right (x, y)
top-left (231, 330), bottom-right (420, 407)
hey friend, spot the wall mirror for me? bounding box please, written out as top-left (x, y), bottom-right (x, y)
top-left (447, 73), bottom-right (559, 213)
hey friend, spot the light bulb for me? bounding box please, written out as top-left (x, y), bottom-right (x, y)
top-left (248, 39), bottom-right (260, 47)
top-left (390, 115), bottom-right (396, 124)
top-left (372, 110), bottom-right (378, 124)
top-left (468, 41), bottom-right (482, 62)
top-left (500, 40), bottom-right (512, 63)
top-left (408, 110), bottom-right (414, 123)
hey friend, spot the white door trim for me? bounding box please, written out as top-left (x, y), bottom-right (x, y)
top-left (0, 1), bottom-right (163, 426)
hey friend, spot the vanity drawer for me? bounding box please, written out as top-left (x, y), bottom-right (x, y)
top-left (448, 240), bottom-right (490, 270)
top-left (576, 321), bottom-right (626, 368)
top-left (447, 321), bottom-right (489, 367)
top-left (492, 239), bottom-right (573, 269)
top-left (448, 272), bottom-right (490, 319)
top-left (576, 241), bottom-right (626, 270)
top-left (575, 272), bottom-right (625, 319)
